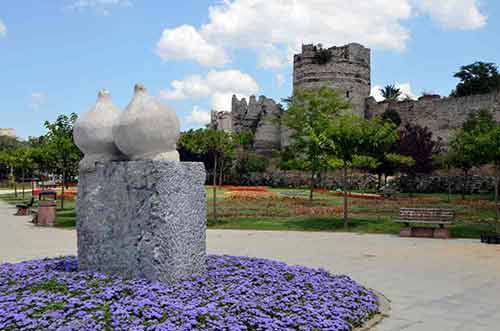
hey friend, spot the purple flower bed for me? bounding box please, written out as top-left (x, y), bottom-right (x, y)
top-left (0, 255), bottom-right (378, 331)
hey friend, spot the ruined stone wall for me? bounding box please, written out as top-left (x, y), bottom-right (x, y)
top-left (210, 111), bottom-right (232, 132)
top-left (232, 95), bottom-right (284, 156)
top-left (293, 43), bottom-right (371, 117)
top-left (366, 90), bottom-right (500, 143)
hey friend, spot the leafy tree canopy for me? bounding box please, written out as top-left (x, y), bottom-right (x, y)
top-left (43, 113), bottom-right (82, 181)
top-left (282, 87), bottom-right (351, 200)
top-left (0, 135), bottom-right (25, 152)
top-left (462, 108), bottom-right (495, 132)
top-left (397, 123), bottom-right (441, 174)
top-left (380, 85), bottom-right (402, 101)
top-left (381, 108), bottom-right (402, 126)
top-left (451, 62), bottom-right (500, 97)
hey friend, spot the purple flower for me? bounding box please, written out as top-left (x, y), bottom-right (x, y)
top-left (0, 255), bottom-right (378, 330)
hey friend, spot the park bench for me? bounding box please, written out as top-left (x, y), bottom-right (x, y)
top-left (15, 197), bottom-right (35, 216)
top-left (394, 208), bottom-right (455, 239)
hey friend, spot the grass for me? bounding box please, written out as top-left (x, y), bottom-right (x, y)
top-left (1, 187), bottom-right (498, 238)
top-left (209, 216), bottom-right (402, 234)
top-left (0, 192), bottom-right (77, 228)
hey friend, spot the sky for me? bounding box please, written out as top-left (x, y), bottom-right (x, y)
top-left (0, 0), bottom-right (499, 139)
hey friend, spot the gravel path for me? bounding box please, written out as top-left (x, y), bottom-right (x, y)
top-left (1, 199), bottom-right (499, 330)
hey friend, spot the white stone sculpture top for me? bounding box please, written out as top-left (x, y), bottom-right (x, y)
top-left (113, 84), bottom-right (180, 161)
top-left (74, 90), bottom-right (126, 172)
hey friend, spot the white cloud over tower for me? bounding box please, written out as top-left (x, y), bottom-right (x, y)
top-left (160, 69), bottom-right (260, 111)
top-left (156, 0), bottom-right (487, 68)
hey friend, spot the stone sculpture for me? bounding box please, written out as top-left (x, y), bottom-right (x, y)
top-left (73, 90), bottom-right (126, 172)
top-left (113, 84), bottom-right (180, 161)
top-left (75, 84), bottom-right (207, 284)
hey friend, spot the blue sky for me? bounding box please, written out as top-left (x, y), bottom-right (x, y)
top-left (0, 0), bottom-right (498, 139)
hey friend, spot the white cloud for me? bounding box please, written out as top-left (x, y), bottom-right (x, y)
top-left (276, 73), bottom-right (285, 87)
top-left (156, 25), bottom-right (229, 66)
top-left (413, 0), bottom-right (486, 30)
top-left (371, 83), bottom-right (417, 102)
top-left (0, 19), bottom-right (6, 37)
top-left (160, 69), bottom-right (259, 111)
top-left (156, 0), bottom-right (486, 68)
top-left (185, 106), bottom-right (211, 126)
top-left (29, 92), bottom-right (47, 111)
top-left (67, 0), bottom-right (132, 15)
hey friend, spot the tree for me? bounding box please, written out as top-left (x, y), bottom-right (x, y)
top-left (321, 111), bottom-right (398, 228)
top-left (396, 124), bottom-right (441, 193)
top-left (282, 86), bottom-right (351, 202)
top-left (364, 108), bottom-right (405, 189)
top-left (380, 85), bottom-right (402, 101)
top-left (449, 110), bottom-right (495, 199)
top-left (0, 151), bottom-right (17, 196)
top-left (462, 108), bottom-right (495, 132)
top-left (433, 153), bottom-right (456, 202)
top-left (381, 108), bottom-right (402, 127)
top-left (43, 113), bottom-right (82, 209)
top-left (312, 45), bottom-right (333, 65)
top-left (484, 125), bottom-right (500, 233)
top-left (178, 128), bottom-right (236, 223)
top-left (0, 136), bottom-right (25, 182)
top-left (451, 62), bottom-right (500, 97)
top-left (12, 148), bottom-right (35, 198)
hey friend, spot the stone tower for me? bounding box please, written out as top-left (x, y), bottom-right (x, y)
top-left (293, 43), bottom-right (371, 116)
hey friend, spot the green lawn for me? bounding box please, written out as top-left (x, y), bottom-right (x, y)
top-left (1, 188), bottom-right (497, 238)
top-left (0, 192), bottom-right (76, 228)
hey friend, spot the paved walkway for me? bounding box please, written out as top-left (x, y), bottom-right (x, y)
top-left (1, 199), bottom-right (499, 330)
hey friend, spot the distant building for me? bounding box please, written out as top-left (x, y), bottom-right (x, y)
top-left (0, 128), bottom-right (16, 138)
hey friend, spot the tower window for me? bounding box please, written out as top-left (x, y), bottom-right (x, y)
top-left (346, 91), bottom-right (350, 98)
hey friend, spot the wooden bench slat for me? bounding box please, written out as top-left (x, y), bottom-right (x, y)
top-left (395, 207), bottom-right (456, 227)
top-left (395, 220), bottom-right (454, 225)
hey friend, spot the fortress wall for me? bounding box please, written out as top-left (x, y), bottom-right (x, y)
top-left (366, 90), bottom-right (500, 143)
top-left (231, 95), bottom-right (283, 156)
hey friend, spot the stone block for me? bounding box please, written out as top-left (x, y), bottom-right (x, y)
top-left (77, 161), bottom-right (207, 284)
top-left (412, 227), bottom-right (435, 238)
top-left (434, 228), bottom-right (451, 239)
top-left (399, 227), bottom-right (413, 237)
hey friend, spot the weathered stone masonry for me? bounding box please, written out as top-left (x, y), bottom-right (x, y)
top-left (211, 42), bottom-right (500, 153)
top-left (366, 91), bottom-right (500, 143)
top-left (293, 43), bottom-right (371, 117)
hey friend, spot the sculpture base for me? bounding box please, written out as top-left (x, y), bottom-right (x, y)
top-left (76, 161), bottom-right (207, 284)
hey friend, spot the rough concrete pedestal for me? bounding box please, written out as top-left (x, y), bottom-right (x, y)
top-left (76, 161), bottom-right (207, 284)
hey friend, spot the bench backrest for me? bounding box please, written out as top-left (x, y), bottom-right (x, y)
top-left (399, 208), bottom-right (455, 221)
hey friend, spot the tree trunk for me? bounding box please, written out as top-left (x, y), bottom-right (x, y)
top-left (14, 173), bottom-right (17, 198)
top-left (309, 169), bottom-right (315, 203)
top-left (22, 169), bottom-right (25, 199)
top-left (343, 163), bottom-right (349, 229)
top-left (61, 172), bottom-right (65, 210)
top-left (462, 169), bottom-right (468, 200)
top-left (212, 154), bottom-right (218, 224)
top-left (447, 165), bottom-right (452, 202)
top-left (377, 173), bottom-right (382, 191)
top-left (219, 158), bottom-right (224, 187)
top-left (495, 168), bottom-right (499, 234)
